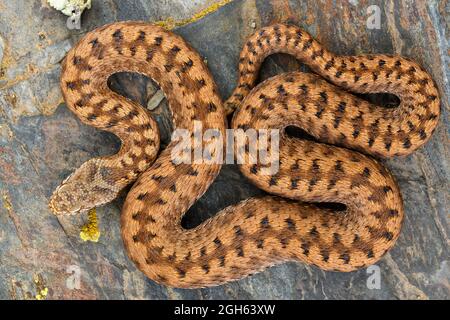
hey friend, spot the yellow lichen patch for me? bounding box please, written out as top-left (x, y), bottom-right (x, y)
top-left (80, 208), bottom-right (101, 242)
top-left (155, 0), bottom-right (233, 30)
top-left (35, 287), bottom-right (48, 300)
top-left (33, 274), bottom-right (49, 300)
top-left (2, 191), bottom-right (12, 211)
top-left (4, 92), bottom-right (17, 108)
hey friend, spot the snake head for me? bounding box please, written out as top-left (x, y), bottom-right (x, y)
top-left (49, 160), bottom-right (119, 215)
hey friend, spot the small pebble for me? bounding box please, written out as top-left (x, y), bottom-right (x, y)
top-left (147, 90), bottom-right (165, 111)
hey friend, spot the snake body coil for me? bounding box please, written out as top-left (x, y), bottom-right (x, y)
top-left (49, 22), bottom-right (440, 288)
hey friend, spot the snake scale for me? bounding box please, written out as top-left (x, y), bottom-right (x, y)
top-left (49, 22), bottom-right (440, 288)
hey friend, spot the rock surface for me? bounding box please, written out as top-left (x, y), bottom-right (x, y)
top-left (0, 0), bottom-right (448, 299)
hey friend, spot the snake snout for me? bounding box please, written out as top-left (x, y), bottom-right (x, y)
top-left (49, 185), bottom-right (86, 215)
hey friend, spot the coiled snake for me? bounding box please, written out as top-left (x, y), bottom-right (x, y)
top-left (49, 22), bottom-right (440, 288)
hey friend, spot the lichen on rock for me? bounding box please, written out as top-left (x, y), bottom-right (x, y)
top-left (47, 0), bottom-right (91, 16)
top-left (80, 208), bottom-right (101, 242)
top-left (47, 0), bottom-right (92, 29)
top-left (0, 35), bottom-right (4, 66)
top-left (155, 0), bottom-right (232, 29)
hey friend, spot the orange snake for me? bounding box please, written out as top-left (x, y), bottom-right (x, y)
top-left (49, 22), bottom-right (440, 288)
